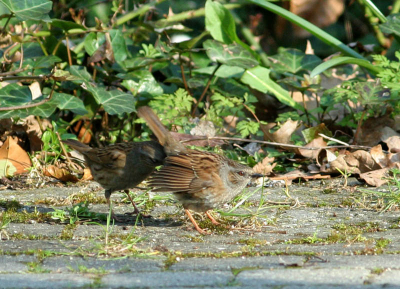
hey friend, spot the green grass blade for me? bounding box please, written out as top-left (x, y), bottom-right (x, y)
top-left (310, 57), bottom-right (383, 77)
top-left (245, 0), bottom-right (365, 59)
top-left (360, 0), bottom-right (387, 23)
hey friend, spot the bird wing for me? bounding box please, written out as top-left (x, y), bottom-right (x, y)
top-left (150, 151), bottom-right (221, 193)
top-left (83, 143), bottom-right (133, 170)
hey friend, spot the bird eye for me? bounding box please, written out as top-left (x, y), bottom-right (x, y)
top-left (237, 171), bottom-right (245, 176)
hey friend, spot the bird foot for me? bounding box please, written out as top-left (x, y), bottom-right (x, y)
top-left (124, 211), bottom-right (151, 218)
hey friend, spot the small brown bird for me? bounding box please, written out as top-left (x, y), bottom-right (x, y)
top-left (62, 139), bottom-right (166, 220)
top-left (137, 106), bottom-right (263, 234)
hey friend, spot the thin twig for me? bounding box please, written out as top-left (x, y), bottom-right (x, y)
top-left (65, 35), bottom-right (72, 66)
top-left (187, 136), bottom-right (374, 151)
top-left (352, 110), bottom-right (365, 145)
top-left (191, 63), bottom-right (221, 117)
top-left (0, 80), bottom-right (56, 111)
top-left (243, 103), bottom-right (260, 122)
top-left (179, 54), bottom-right (192, 96)
top-left (56, 131), bottom-right (75, 170)
top-left (318, 133), bottom-right (349, 146)
top-left (2, 43), bottom-right (18, 63)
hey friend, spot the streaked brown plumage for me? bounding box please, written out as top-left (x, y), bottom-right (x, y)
top-left (62, 139), bottom-right (166, 220)
top-left (137, 106), bottom-right (262, 234)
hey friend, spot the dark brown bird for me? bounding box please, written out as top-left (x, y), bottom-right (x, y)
top-left (137, 106), bottom-right (263, 234)
top-left (62, 139), bottom-right (166, 220)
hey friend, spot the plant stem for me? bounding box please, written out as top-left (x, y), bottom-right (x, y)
top-left (191, 63), bottom-right (221, 117)
top-left (392, 0), bottom-right (400, 14)
top-left (155, 3), bottom-right (242, 27)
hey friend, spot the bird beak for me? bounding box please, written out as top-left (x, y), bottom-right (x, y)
top-left (251, 173), bottom-right (264, 178)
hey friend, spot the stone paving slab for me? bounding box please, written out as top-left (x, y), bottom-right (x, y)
top-left (1, 180), bottom-right (400, 288)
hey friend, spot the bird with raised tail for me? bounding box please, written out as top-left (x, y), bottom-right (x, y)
top-left (137, 106), bottom-right (263, 234)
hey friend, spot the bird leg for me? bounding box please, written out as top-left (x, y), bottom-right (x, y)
top-left (105, 189), bottom-right (123, 222)
top-left (205, 211), bottom-right (220, 225)
top-left (185, 209), bottom-right (209, 235)
top-left (123, 190), bottom-right (140, 214)
top-left (123, 190), bottom-right (150, 217)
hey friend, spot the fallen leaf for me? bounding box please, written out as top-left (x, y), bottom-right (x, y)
top-left (29, 81), bottom-right (42, 100)
top-left (43, 165), bottom-right (79, 183)
top-left (355, 114), bottom-right (395, 146)
top-left (383, 136), bottom-right (400, 153)
top-left (359, 168), bottom-right (389, 187)
top-left (81, 168), bottom-right (93, 181)
top-left (370, 145), bottom-right (389, 168)
top-left (321, 150), bottom-right (381, 174)
top-left (253, 156), bottom-right (276, 175)
top-left (0, 136), bottom-right (32, 177)
top-left (261, 119), bottom-right (298, 145)
top-left (298, 137), bottom-right (327, 159)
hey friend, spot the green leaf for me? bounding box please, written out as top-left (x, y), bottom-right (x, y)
top-left (195, 64), bottom-right (245, 78)
top-left (84, 32), bottom-right (100, 56)
top-left (31, 55), bottom-right (62, 69)
top-left (269, 48), bottom-right (321, 74)
top-left (85, 85), bottom-right (136, 115)
top-left (50, 19), bottom-right (86, 31)
top-left (53, 93), bottom-right (88, 115)
top-left (241, 66), bottom-right (304, 111)
top-left (0, 0), bottom-right (52, 21)
top-left (120, 70), bottom-right (163, 97)
top-left (310, 57), bottom-right (383, 78)
top-left (205, 0), bottom-right (238, 44)
top-left (68, 65), bottom-right (93, 84)
top-left (109, 29), bottom-right (129, 62)
top-left (204, 40), bottom-right (258, 69)
top-left (380, 14), bottom-right (400, 36)
top-left (302, 124), bottom-right (332, 143)
top-left (178, 31), bottom-right (210, 49)
top-left (0, 83), bottom-right (32, 106)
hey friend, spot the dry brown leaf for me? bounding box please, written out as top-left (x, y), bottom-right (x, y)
top-left (355, 114), bottom-right (395, 146)
top-left (317, 148), bottom-right (337, 167)
top-left (383, 136), bottom-right (400, 153)
top-left (298, 137), bottom-right (326, 159)
top-left (0, 136), bottom-right (32, 177)
top-left (81, 168), bottom-right (93, 181)
top-left (370, 145), bottom-right (389, 168)
top-left (29, 81), bottom-right (42, 100)
top-left (261, 119), bottom-right (298, 145)
top-left (43, 165), bottom-right (79, 183)
top-left (322, 150), bottom-right (381, 174)
top-left (253, 156), bottom-right (276, 175)
top-left (359, 168), bottom-right (389, 187)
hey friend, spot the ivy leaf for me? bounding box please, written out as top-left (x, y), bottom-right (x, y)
top-left (50, 19), bottom-right (86, 32)
top-left (204, 40), bottom-right (258, 69)
top-left (0, 0), bottom-right (52, 21)
top-left (0, 83), bottom-right (32, 106)
top-left (68, 66), bottom-right (93, 84)
top-left (120, 70), bottom-right (163, 98)
top-left (109, 29), bottom-right (129, 62)
top-left (31, 55), bottom-right (62, 69)
top-left (268, 48), bottom-right (321, 74)
top-left (52, 93), bottom-right (88, 115)
top-left (85, 85), bottom-right (136, 115)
